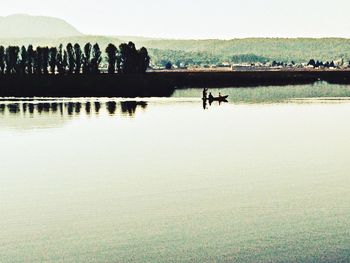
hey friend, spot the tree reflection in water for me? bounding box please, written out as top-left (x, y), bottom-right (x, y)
top-left (106, 101), bottom-right (117, 115)
top-left (85, 102), bottom-right (91, 114)
top-left (120, 101), bottom-right (147, 116)
top-left (28, 103), bottom-right (35, 114)
top-left (51, 103), bottom-right (58, 113)
top-left (67, 102), bottom-right (74, 115)
top-left (22, 103), bottom-right (27, 113)
top-left (0, 100), bottom-right (148, 119)
top-left (75, 102), bottom-right (81, 114)
top-left (94, 101), bottom-right (101, 114)
top-left (7, 103), bottom-right (20, 114)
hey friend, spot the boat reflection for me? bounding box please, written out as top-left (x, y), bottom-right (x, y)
top-left (202, 97), bottom-right (228, 110)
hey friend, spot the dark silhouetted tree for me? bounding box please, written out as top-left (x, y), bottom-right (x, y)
top-left (5, 47), bottom-right (11, 74)
top-left (5, 46), bottom-right (20, 74)
top-left (66, 43), bottom-right (75, 74)
top-left (63, 50), bottom-right (68, 73)
top-left (82, 43), bottom-right (92, 74)
top-left (0, 46), bottom-right (5, 74)
top-left (119, 42), bottom-right (149, 74)
top-left (34, 47), bottom-right (42, 74)
top-left (119, 42), bottom-right (137, 73)
top-left (49, 47), bottom-right (58, 74)
top-left (56, 44), bottom-right (65, 75)
top-left (116, 52), bottom-right (121, 73)
top-left (314, 60), bottom-right (323, 67)
top-left (119, 43), bottom-right (129, 73)
top-left (27, 45), bottom-right (34, 74)
top-left (42, 47), bottom-right (49, 75)
top-left (127, 42), bottom-right (138, 73)
top-left (138, 47), bottom-right (150, 73)
top-left (165, 61), bottom-right (172, 70)
top-left (91, 43), bottom-right (102, 74)
top-left (74, 43), bottom-right (82, 74)
top-left (308, 59), bottom-right (316, 67)
top-left (20, 46), bottom-right (27, 74)
top-left (106, 43), bottom-right (118, 74)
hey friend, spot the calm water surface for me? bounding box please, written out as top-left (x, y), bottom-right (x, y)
top-left (0, 83), bottom-right (350, 262)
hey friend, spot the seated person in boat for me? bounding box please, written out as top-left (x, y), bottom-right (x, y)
top-left (208, 92), bottom-right (214, 100)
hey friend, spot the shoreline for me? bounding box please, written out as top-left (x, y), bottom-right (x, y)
top-left (0, 70), bottom-right (349, 97)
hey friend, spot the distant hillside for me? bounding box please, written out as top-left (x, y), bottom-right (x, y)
top-left (0, 15), bottom-right (349, 66)
top-left (137, 38), bottom-right (350, 65)
top-left (0, 14), bottom-right (82, 38)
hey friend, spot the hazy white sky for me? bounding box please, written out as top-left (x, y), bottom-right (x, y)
top-left (0, 0), bottom-right (349, 39)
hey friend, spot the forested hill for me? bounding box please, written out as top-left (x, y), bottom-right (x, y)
top-left (138, 38), bottom-right (350, 65)
top-left (1, 35), bottom-right (350, 66)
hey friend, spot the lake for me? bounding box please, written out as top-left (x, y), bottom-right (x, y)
top-left (0, 82), bottom-right (350, 262)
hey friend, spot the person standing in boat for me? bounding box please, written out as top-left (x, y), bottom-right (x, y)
top-left (203, 88), bottom-right (208, 99)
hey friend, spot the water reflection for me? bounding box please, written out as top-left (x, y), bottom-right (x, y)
top-left (0, 100), bottom-right (148, 118)
top-left (85, 102), bottom-right (91, 114)
top-left (202, 98), bottom-right (228, 110)
top-left (28, 103), bottom-right (35, 114)
top-left (94, 101), bottom-right (101, 114)
top-left (121, 101), bottom-right (147, 116)
top-left (75, 102), bottom-right (82, 114)
top-left (0, 100), bottom-right (149, 130)
top-left (106, 101), bottom-right (117, 115)
top-left (67, 102), bottom-right (74, 115)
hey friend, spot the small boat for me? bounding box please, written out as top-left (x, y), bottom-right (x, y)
top-left (203, 95), bottom-right (229, 102)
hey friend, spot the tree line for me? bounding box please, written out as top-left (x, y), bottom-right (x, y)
top-left (307, 59), bottom-right (336, 68)
top-left (0, 41), bottom-right (150, 75)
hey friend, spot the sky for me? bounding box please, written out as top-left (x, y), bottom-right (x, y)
top-left (0, 0), bottom-right (349, 39)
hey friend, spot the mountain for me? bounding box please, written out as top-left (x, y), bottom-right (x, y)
top-left (0, 14), bottom-right (82, 38)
